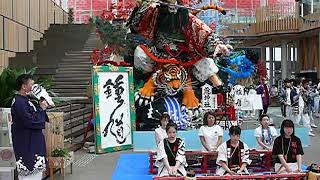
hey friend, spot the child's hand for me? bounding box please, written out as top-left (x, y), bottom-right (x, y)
top-left (285, 167), bottom-right (293, 173)
top-left (169, 166), bottom-right (178, 175)
top-left (294, 168), bottom-right (302, 173)
top-left (229, 170), bottom-right (237, 175)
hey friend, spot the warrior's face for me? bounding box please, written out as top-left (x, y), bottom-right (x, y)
top-left (160, 0), bottom-right (178, 13)
top-left (161, 0), bottom-right (177, 4)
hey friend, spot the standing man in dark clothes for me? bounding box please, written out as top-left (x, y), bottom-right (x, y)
top-left (11, 74), bottom-right (49, 180)
top-left (278, 79), bottom-right (293, 118)
top-left (256, 77), bottom-right (271, 117)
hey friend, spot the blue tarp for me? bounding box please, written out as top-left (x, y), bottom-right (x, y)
top-left (112, 154), bottom-right (153, 180)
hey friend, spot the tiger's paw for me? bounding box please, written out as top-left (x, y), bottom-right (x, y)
top-left (135, 78), bottom-right (155, 106)
top-left (135, 92), bottom-right (154, 106)
top-left (181, 105), bottom-right (203, 119)
top-left (182, 89), bottom-right (200, 109)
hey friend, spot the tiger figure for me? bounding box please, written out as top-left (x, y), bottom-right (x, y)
top-left (135, 64), bottom-right (201, 113)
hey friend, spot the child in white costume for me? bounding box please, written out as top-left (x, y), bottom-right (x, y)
top-left (155, 113), bottom-right (169, 147)
top-left (216, 126), bottom-right (252, 176)
top-left (156, 123), bottom-right (187, 177)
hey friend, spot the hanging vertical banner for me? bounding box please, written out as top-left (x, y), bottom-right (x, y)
top-left (92, 66), bottom-right (135, 153)
top-left (232, 85), bottom-right (245, 110)
top-left (202, 84), bottom-right (217, 109)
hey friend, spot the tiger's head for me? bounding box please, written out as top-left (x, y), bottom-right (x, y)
top-left (154, 64), bottom-right (188, 96)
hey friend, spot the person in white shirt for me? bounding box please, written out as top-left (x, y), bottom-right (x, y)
top-left (254, 114), bottom-right (277, 150)
top-left (155, 113), bottom-right (170, 146)
top-left (198, 111), bottom-right (223, 152)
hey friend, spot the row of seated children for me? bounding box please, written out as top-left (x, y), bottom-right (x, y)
top-left (154, 113), bottom-right (304, 177)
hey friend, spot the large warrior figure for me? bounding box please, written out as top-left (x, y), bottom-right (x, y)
top-left (126, 0), bottom-right (232, 129)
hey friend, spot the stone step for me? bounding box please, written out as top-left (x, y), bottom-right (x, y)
top-left (55, 68), bottom-right (91, 72)
top-left (59, 61), bottom-right (92, 65)
top-left (65, 124), bottom-right (88, 140)
top-left (52, 84), bottom-right (90, 89)
top-left (53, 77), bottom-right (90, 82)
top-left (58, 64), bottom-right (92, 68)
top-left (66, 51), bottom-right (93, 55)
top-left (52, 88), bottom-right (87, 93)
top-left (61, 55), bottom-right (91, 62)
top-left (55, 92), bottom-right (88, 97)
top-left (57, 66), bottom-right (92, 69)
top-left (55, 71), bottom-right (91, 75)
top-left (63, 55), bottom-right (92, 59)
top-left (64, 113), bottom-right (91, 132)
top-left (57, 66), bottom-right (91, 69)
top-left (62, 106), bottom-right (92, 120)
top-left (82, 47), bottom-right (96, 49)
top-left (60, 58), bottom-right (91, 63)
top-left (56, 69), bottom-right (91, 73)
top-left (49, 103), bottom-right (86, 113)
top-left (52, 81), bottom-right (90, 85)
top-left (53, 73), bottom-right (91, 78)
top-left (64, 130), bottom-right (94, 151)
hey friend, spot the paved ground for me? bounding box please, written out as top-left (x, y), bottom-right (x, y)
top-left (50, 107), bottom-right (320, 180)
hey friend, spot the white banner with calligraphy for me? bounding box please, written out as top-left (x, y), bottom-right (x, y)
top-left (240, 95), bottom-right (263, 110)
top-left (201, 84), bottom-right (217, 110)
top-left (98, 72), bottom-right (131, 149)
top-left (93, 66), bottom-right (135, 153)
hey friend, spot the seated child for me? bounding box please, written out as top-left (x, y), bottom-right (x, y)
top-left (216, 126), bottom-right (252, 175)
top-left (155, 113), bottom-right (169, 147)
top-left (198, 111), bottom-right (223, 152)
top-left (272, 119), bottom-right (304, 173)
top-left (254, 114), bottom-right (277, 150)
top-left (155, 123), bottom-right (187, 177)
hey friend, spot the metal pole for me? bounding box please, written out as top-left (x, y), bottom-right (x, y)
top-left (318, 33), bottom-right (320, 79)
top-left (236, 0), bottom-right (238, 23)
top-left (74, 0), bottom-right (77, 22)
top-left (269, 47), bottom-right (274, 85)
top-left (281, 41), bottom-right (288, 80)
top-left (91, 0), bottom-right (93, 17)
top-left (251, 0), bottom-right (253, 22)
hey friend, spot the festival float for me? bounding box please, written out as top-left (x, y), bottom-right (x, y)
top-left (89, 0), bottom-right (315, 179)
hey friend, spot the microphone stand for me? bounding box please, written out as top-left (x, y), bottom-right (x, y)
top-left (222, 85), bottom-right (230, 130)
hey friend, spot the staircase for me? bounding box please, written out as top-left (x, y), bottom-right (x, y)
top-left (50, 31), bottom-right (103, 150)
top-left (9, 24), bottom-right (103, 151)
top-left (51, 32), bottom-right (102, 97)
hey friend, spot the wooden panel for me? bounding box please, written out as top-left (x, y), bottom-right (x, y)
top-left (18, 25), bottom-right (27, 52)
top-left (1, 0), bottom-right (66, 53)
top-left (55, 6), bottom-right (63, 24)
top-left (0, 17), bottom-right (3, 49)
top-left (0, 50), bottom-right (8, 72)
top-left (48, 0), bottom-right (55, 25)
top-left (0, 50), bottom-right (15, 72)
top-left (5, 20), bottom-right (16, 51)
top-left (28, 29), bottom-right (41, 51)
top-left (0, 0), bottom-right (13, 19)
top-left (15, 0), bottom-right (28, 26)
top-left (45, 112), bottom-right (64, 157)
top-left (30, 0), bottom-right (40, 31)
top-left (40, 0), bottom-right (48, 33)
top-left (3, 18), bottom-right (9, 50)
top-left (64, 12), bottom-right (68, 24)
